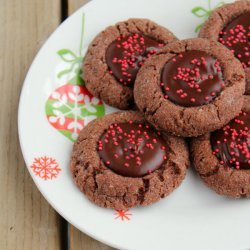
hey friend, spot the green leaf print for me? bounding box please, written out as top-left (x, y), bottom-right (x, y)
top-left (57, 49), bottom-right (77, 62)
top-left (45, 13), bottom-right (105, 142)
top-left (57, 14), bottom-right (85, 80)
top-left (191, 0), bottom-right (224, 32)
top-left (192, 7), bottom-right (209, 17)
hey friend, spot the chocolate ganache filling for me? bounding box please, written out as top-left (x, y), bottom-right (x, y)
top-left (98, 122), bottom-right (167, 177)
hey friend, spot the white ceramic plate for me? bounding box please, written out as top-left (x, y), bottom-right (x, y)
top-left (18, 0), bottom-right (250, 249)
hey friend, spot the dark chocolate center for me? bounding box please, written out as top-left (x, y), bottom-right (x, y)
top-left (211, 111), bottom-right (250, 169)
top-left (219, 12), bottom-right (250, 69)
top-left (97, 122), bottom-right (167, 177)
top-left (161, 50), bottom-right (224, 107)
top-left (106, 33), bottom-right (164, 87)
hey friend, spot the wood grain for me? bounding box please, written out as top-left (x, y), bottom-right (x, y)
top-left (0, 1), bottom-right (63, 249)
top-left (70, 226), bottom-right (114, 250)
top-left (68, 0), bottom-right (90, 15)
top-left (67, 0), bottom-right (113, 249)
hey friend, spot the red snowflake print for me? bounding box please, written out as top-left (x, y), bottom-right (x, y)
top-left (31, 156), bottom-right (61, 180)
top-left (114, 209), bottom-right (132, 221)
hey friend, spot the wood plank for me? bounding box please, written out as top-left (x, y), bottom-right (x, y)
top-left (68, 0), bottom-right (90, 15)
top-left (70, 226), bottom-right (113, 250)
top-left (0, 1), bottom-right (63, 250)
top-left (67, 1), bottom-right (113, 248)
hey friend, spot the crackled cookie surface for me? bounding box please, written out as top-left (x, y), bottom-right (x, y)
top-left (191, 96), bottom-right (250, 198)
top-left (199, 1), bottom-right (250, 94)
top-left (83, 18), bottom-right (177, 109)
top-left (134, 38), bottom-right (245, 137)
top-left (70, 111), bottom-right (189, 209)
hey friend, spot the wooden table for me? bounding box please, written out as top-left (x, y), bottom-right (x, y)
top-left (0, 1), bottom-right (114, 249)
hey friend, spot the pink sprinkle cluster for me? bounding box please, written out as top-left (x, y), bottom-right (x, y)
top-left (219, 24), bottom-right (250, 68)
top-left (213, 112), bottom-right (250, 169)
top-left (98, 122), bottom-right (166, 169)
top-left (110, 34), bottom-right (164, 86)
top-left (162, 54), bottom-right (224, 103)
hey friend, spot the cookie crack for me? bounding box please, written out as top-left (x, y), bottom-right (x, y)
top-left (229, 169), bottom-right (235, 177)
top-left (183, 112), bottom-right (196, 133)
top-left (240, 188), bottom-right (246, 196)
top-left (168, 160), bottom-right (181, 176)
top-left (75, 137), bottom-right (88, 145)
top-left (144, 89), bottom-right (162, 117)
top-left (117, 22), bottom-right (131, 35)
top-left (139, 178), bottom-right (150, 204)
top-left (213, 102), bottom-right (222, 122)
top-left (217, 11), bottom-right (225, 24)
top-left (179, 108), bottom-right (185, 120)
top-left (167, 145), bottom-right (177, 157)
top-left (156, 51), bottom-right (177, 57)
top-left (91, 162), bottom-right (106, 193)
top-left (156, 170), bottom-right (165, 182)
top-left (116, 24), bottom-right (124, 35)
top-left (230, 73), bottom-right (244, 84)
top-left (94, 72), bottom-right (113, 97)
top-left (200, 165), bottom-right (220, 177)
top-left (144, 21), bottom-right (157, 34)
